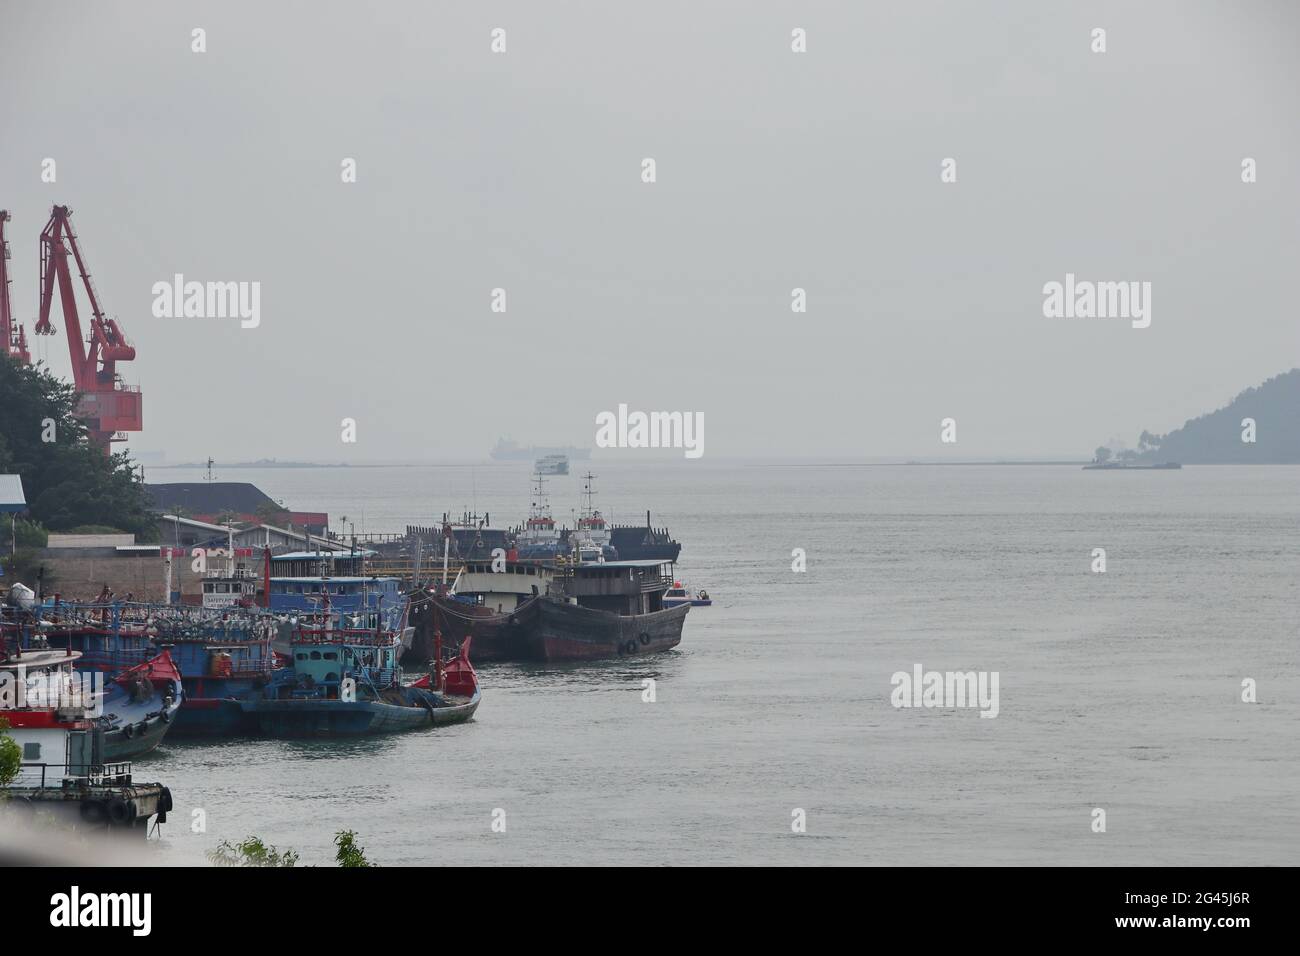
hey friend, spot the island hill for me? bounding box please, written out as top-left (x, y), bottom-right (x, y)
top-left (1094, 368), bottom-right (1299, 466)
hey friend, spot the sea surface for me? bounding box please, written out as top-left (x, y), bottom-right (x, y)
top-left (140, 462), bottom-right (1299, 866)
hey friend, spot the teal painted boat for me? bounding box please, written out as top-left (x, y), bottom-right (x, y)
top-left (242, 601), bottom-right (479, 738)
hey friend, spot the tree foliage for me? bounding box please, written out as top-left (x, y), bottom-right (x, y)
top-left (1130, 369), bottom-right (1300, 464)
top-left (207, 835), bottom-right (300, 867)
top-left (334, 829), bottom-right (374, 867)
top-left (0, 717), bottom-right (22, 789)
top-left (0, 358), bottom-right (157, 541)
top-left (205, 831), bottom-right (375, 867)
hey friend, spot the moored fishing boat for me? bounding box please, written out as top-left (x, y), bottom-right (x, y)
top-left (98, 650), bottom-right (183, 761)
top-left (514, 472), bottom-right (565, 562)
top-left (569, 472), bottom-right (617, 561)
top-left (162, 614), bottom-right (280, 737)
top-left (415, 557), bottom-right (688, 661)
top-left (529, 597), bottom-right (687, 660)
top-left (242, 603), bottom-right (479, 737)
top-left (12, 598), bottom-right (273, 740)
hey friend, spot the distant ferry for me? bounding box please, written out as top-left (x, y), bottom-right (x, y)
top-left (535, 453), bottom-right (569, 475)
top-left (491, 437), bottom-right (590, 461)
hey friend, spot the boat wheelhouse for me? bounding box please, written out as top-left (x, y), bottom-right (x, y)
top-left (266, 549), bottom-right (402, 625)
top-left (515, 472), bottom-right (564, 561)
top-left (270, 549), bottom-right (374, 578)
top-left (201, 559), bottom-right (259, 609)
top-left (568, 472), bottom-right (616, 561)
top-left (267, 575), bottom-right (404, 630)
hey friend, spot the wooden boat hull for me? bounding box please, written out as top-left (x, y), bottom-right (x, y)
top-left (419, 593), bottom-right (688, 662)
top-left (416, 595), bottom-right (540, 662)
top-left (528, 600), bottom-right (688, 661)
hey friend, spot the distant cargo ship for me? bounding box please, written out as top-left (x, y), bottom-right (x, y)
top-left (491, 437), bottom-right (590, 461)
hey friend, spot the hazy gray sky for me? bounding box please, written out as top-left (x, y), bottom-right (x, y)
top-left (3, 1), bottom-right (1297, 461)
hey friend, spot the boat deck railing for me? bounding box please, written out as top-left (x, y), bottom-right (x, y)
top-left (14, 761), bottom-right (133, 789)
top-left (293, 628), bottom-right (401, 648)
top-left (361, 667), bottom-right (399, 688)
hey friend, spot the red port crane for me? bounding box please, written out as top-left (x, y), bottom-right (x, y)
top-left (33, 205), bottom-right (142, 454)
top-left (0, 210), bottom-right (32, 365)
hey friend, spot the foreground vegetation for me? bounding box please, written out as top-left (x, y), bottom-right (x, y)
top-left (207, 830), bottom-right (374, 867)
top-left (0, 357), bottom-right (157, 545)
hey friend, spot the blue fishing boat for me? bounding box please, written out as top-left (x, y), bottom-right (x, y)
top-left (155, 612), bottom-right (281, 737)
top-left (10, 598), bottom-right (279, 738)
top-left (243, 615), bottom-right (479, 737)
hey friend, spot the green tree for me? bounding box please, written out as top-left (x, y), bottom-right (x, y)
top-left (205, 831), bottom-right (376, 867)
top-left (207, 835), bottom-right (299, 867)
top-left (0, 717), bottom-right (22, 789)
top-left (1093, 446), bottom-right (1112, 463)
top-left (0, 357), bottom-right (157, 542)
top-left (334, 829), bottom-right (373, 867)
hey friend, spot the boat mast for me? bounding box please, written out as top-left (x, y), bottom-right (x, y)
top-left (581, 471), bottom-right (597, 519)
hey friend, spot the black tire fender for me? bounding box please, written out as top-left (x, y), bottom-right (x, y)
top-left (106, 798), bottom-right (132, 826)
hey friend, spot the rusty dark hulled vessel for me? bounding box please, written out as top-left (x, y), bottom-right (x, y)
top-left (415, 557), bottom-right (687, 662)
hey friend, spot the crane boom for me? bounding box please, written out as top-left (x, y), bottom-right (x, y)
top-left (33, 204), bottom-right (142, 454)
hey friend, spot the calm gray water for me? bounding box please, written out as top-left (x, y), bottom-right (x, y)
top-left (141, 462), bottom-right (1299, 865)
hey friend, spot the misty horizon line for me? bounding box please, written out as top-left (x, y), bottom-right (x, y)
top-left (134, 454), bottom-right (1238, 469)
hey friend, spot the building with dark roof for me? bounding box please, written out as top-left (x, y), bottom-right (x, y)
top-left (146, 482), bottom-right (327, 534)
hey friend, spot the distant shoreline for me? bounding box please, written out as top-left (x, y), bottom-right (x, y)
top-left (142, 458), bottom-right (1300, 469)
